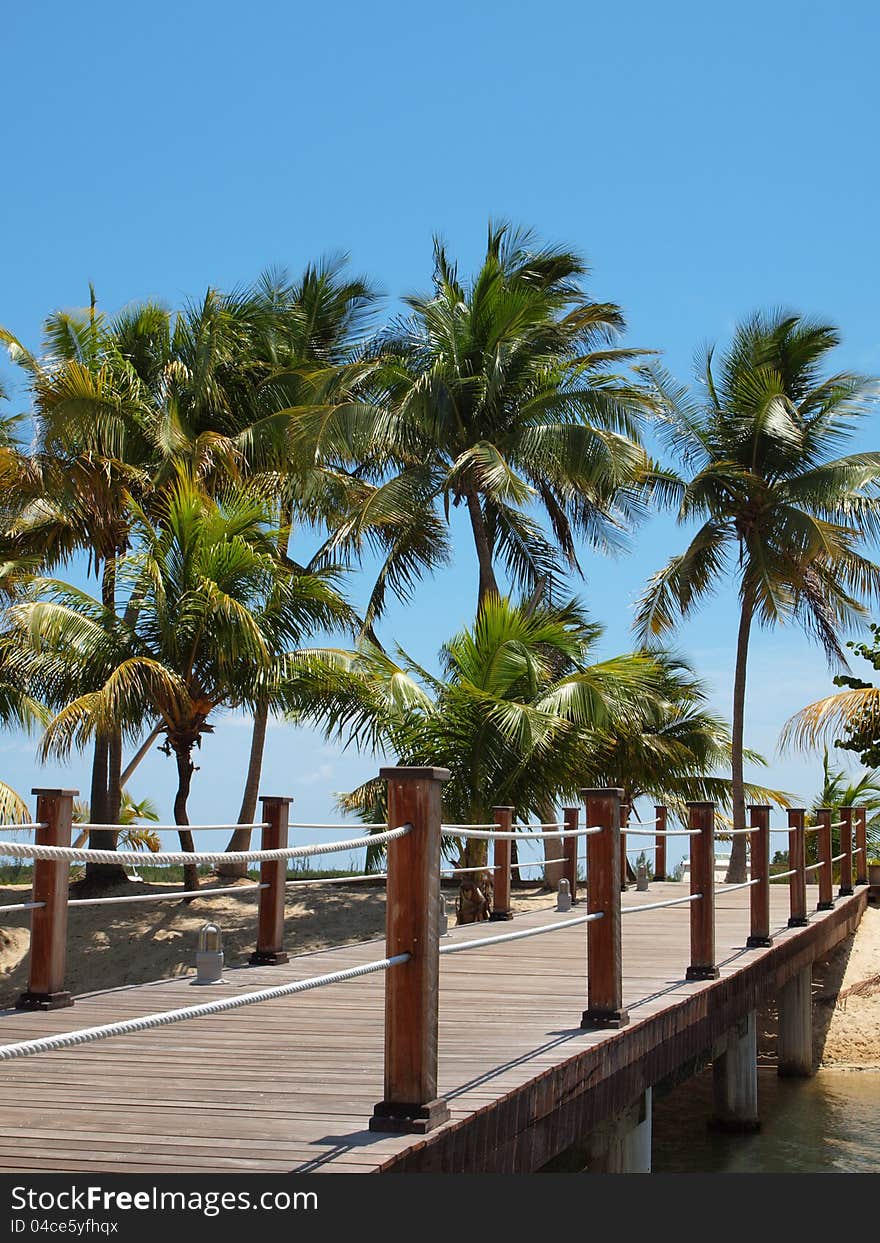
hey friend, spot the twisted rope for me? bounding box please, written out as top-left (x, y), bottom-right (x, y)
top-left (621, 893), bottom-right (702, 914)
top-left (442, 825), bottom-right (602, 841)
top-left (68, 884), bottom-right (267, 908)
top-left (716, 878), bottom-right (760, 893)
top-left (438, 911), bottom-right (603, 955)
top-left (625, 828), bottom-right (700, 837)
top-left (76, 823), bottom-right (269, 833)
top-left (0, 825), bottom-right (410, 868)
top-left (0, 901), bottom-right (45, 914)
top-left (0, 954), bottom-right (409, 1063)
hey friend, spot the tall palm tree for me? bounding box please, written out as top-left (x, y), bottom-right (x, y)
top-left (290, 222), bottom-right (656, 617)
top-left (288, 595), bottom-right (656, 919)
top-left (635, 311), bottom-right (880, 880)
top-left (11, 476), bottom-right (353, 891)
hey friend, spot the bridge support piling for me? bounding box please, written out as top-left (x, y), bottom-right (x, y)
top-left (787, 808), bottom-right (808, 927)
top-left (654, 805), bottom-right (667, 881)
top-left (490, 806), bottom-right (513, 921)
top-left (711, 1010), bottom-right (759, 1132)
top-left (16, 788), bottom-right (77, 1011)
top-left (587, 1089), bottom-right (652, 1173)
top-left (581, 788), bottom-right (628, 1030)
top-left (778, 964), bottom-right (813, 1077)
top-left (562, 806), bottom-right (579, 903)
top-left (817, 809), bottom-right (834, 910)
top-left (371, 765), bottom-right (451, 1135)
top-left (746, 805), bottom-right (772, 948)
top-left (249, 796), bottom-right (292, 966)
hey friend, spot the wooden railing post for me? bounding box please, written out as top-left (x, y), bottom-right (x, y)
top-left (786, 808), bottom-right (808, 928)
top-left (371, 765), bottom-right (451, 1135)
top-left (839, 806), bottom-right (854, 897)
top-left (746, 804), bottom-right (772, 948)
top-left (619, 802), bottom-right (630, 891)
top-left (581, 788), bottom-right (628, 1030)
top-left (16, 788), bottom-right (77, 1011)
top-left (654, 805), bottom-right (667, 881)
top-left (816, 808), bottom-right (834, 911)
top-left (855, 806), bottom-right (868, 886)
top-left (562, 806), bottom-right (579, 903)
top-left (686, 802), bottom-right (718, 980)
top-left (249, 796), bottom-right (292, 966)
top-left (490, 806), bottom-right (513, 921)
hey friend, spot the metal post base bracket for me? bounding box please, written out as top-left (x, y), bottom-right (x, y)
top-left (581, 1008), bottom-right (630, 1030)
top-left (369, 1098), bottom-right (451, 1134)
top-left (686, 965), bottom-right (720, 981)
top-left (746, 935), bottom-right (773, 948)
top-left (16, 990), bottom-right (73, 1011)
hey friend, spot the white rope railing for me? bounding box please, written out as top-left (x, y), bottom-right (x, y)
top-left (621, 894), bottom-right (702, 914)
top-left (287, 873), bottom-right (387, 887)
top-left (0, 825), bottom-right (411, 868)
top-left (720, 827), bottom-right (753, 836)
top-left (67, 884), bottom-right (268, 909)
top-left (0, 953), bottom-right (410, 1063)
top-left (624, 828), bottom-right (700, 837)
top-left (438, 911), bottom-right (603, 955)
top-left (511, 857), bottom-right (566, 868)
top-left (804, 861), bottom-right (827, 872)
top-left (0, 901), bottom-right (45, 914)
top-left (626, 843), bottom-right (657, 854)
top-left (75, 823), bottom-right (269, 833)
top-left (288, 823), bottom-right (389, 831)
top-left (804, 825), bottom-right (821, 834)
top-left (829, 820), bottom-right (846, 829)
top-left (770, 868), bottom-right (797, 881)
top-left (442, 825), bottom-right (602, 841)
top-left (441, 824), bottom-right (497, 831)
top-left (716, 878), bottom-right (760, 893)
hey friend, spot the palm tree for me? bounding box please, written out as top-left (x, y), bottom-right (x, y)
top-left (11, 475), bottom-right (353, 891)
top-left (804, 749), bottom-right (880, 862)
top-left (291, 222), bottom-right (655, 616)
top-left (635, 311), bottom-right (880, 880)
top-left (289, 595), bottom-right (656, 919)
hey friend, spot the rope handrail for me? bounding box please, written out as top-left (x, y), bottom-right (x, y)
top-left (438, 910), bottom-right (603, 955)
top-left (441, 823), bottom-right (498, 831)
top-left (0, 824), bottom-right (411, 868)
top-left (0, 824), bottom-right (46, 833)
top-left (67, 884), bottom-right (268, 909)
top-left (512, 857), bottom-right (566, 869)
top-left (287, 872), bottom-right (387, 886)
top-left (0, 953), bottom-right (410, 1063)
top-left (626, 818), bottom-right (660, 828)
top-left (624, 828), bottom-right (700, 837)
top-left (830, 852), bottom-right (848, 863)
top-left (621, 893), bottom-right (702, 914)
top-left (770, 868), bottom-right (797, 881)
top-left (75, 823), bottom-right (270, 833)
top-left (804, 861), bottom-right (827, 872)
top-left (626, 843), bottom-right (657, 854)
top-left (829, 819), bottom-right (846, 828)
top-left (442, 825), bottom-right (602, 841)
top-left (0, 900), bottom-right (45, 914)
top-left (518, 823), bottom-right (564, 831)
top-left (716, 878), bottom-right (760, 893)
top-left (803, 825), bottom-right (821, 834)
top-left (721, 827), bottom-right (754, 836)
top-left (288, 823), bottom-right (389, 831)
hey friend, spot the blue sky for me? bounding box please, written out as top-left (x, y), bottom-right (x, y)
top-left (2, 1), bottom-right (878, 866)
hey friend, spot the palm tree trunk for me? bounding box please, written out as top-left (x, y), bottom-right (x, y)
top-left (218, 701), bottom-right (269, 880)
top-left (464, 486), bottom-right (499, 609)
top-left (173, 745), bottom-right (199, 893)
top-left (726, 590), bottom-right (754, 883)
top-left (539, 799), bottom-right (564, 890)
top-left (82, 555), bottom-right (129, 889)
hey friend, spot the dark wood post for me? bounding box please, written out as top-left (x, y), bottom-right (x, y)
top-left (855, 806), bottom-right (868, 886)
top-left (490, 806), bottom-right (513, 921)
top-left (249, 796), bottom-right (292, 966)
top-left (686, 802), bottom-right (718, 980)
top-left (371, 766), bottom-right (451, 1134)
top-left (838, 806), bottom-right (854, 897)
top-left (787, 808), bottom-right (808, 928)
top-left (562, 806), bottom-right (579, 904)
top-left (816, 808), bottom-right (834, 911)
top-left (581, 788), bottom-right (628, 1030)
top-left (619, 802), bottom-right (630, 891)
top-left (16, 788), bottom-right (77, 1011)
top-left (746, 804), bottom-right (772, 948)
top-left (654, 805), bottom-right (667, 881)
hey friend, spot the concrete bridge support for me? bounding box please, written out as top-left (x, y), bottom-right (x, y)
top-left (587, 1088), bottom-right (652, 1172)
top-left (777, 964), bottom-right (813, 1077)
top-left (711, 1010), bottom-right (759, 1132)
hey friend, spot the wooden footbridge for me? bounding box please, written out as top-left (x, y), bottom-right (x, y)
top-left (0, 772), bottom-right (870, 1174)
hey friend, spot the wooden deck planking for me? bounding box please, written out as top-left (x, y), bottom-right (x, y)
top-left (0, 882), bottom-right (861, 1173)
